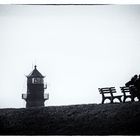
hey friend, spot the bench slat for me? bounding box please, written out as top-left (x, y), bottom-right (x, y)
top-left (99, 87), bottom-right (115, 90)
top-left (99, 89), bottom-right (116, 94)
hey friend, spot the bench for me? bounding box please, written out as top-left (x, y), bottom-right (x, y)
top-left (120, 86), bottom-right (135, 102)
top-left (98, 87), bottom-right (122, 104)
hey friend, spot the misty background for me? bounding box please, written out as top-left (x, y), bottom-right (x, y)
top-left (0, 5), bottom-right (140, 108)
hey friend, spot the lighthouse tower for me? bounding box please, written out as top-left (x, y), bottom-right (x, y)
top-left (22, 65), bottom-right (49, 108)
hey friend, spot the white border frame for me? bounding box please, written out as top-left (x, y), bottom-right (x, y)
top-left (0, 0), bottom-right (140, 4)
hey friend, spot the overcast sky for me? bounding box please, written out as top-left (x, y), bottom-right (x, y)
top-left (0, 5), bottom-right (140, 108)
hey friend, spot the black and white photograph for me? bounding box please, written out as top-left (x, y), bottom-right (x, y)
top-left (0, 2), bottom-right (140, 135)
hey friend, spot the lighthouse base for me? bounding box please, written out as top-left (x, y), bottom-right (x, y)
top-left (26, 101), bottom-right (45, 108)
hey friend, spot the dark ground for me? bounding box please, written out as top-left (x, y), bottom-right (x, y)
top-left (0, 102), bottom-right (140, 135)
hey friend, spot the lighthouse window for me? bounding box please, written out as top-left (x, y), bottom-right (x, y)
top-left (32, 78), bottom-right (43, 84)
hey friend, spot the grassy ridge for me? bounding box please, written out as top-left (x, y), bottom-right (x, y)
top-left (0, 102), bottom-right (140, 135)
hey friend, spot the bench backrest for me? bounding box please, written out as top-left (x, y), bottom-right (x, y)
top-left (98, 87), bottom-right (116, 96)
top-left (120, 86), bottom-right (131, 96)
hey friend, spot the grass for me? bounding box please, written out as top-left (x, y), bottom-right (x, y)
top-left (0, 102), bottom-right (140, 135)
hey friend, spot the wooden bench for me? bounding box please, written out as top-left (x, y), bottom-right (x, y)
top-left (120, 86), bottom-right (135, 102)
top-left (98, 87), bottom-right (122, 104)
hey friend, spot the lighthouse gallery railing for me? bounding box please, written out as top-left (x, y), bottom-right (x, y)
top-left (22, 93), bottom-right (49, 100)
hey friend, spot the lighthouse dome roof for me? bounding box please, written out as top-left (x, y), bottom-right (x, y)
top-left (27, 65), bottom-right (44, 78)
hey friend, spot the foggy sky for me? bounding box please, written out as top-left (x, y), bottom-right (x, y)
top-left (0, 5), bottom-right (140, 108)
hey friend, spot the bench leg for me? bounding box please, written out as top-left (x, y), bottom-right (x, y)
top-left (131, 95), bottom-right (135, 102)
top-left (111, 98), bottom-right (113, 103)
top-left (123, 97), bottom-right (126, 103)
top-left (101, 98), bottom-right (105, 104)
top-left (118, 98), bottom-right (122, 103)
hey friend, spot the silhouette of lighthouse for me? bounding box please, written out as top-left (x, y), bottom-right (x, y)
top-left (22, 65), bottom-right (49, 108)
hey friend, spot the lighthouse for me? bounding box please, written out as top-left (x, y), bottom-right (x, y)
top-left (22, 65), bottom-right (49, 108)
